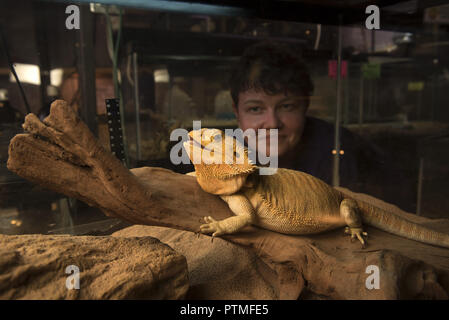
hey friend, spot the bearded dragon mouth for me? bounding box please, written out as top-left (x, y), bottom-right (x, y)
top-left (188, 134), bottom-right (213, 152)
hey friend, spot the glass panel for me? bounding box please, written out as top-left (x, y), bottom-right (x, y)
top-left (1, 0), bottom-right (449, 236)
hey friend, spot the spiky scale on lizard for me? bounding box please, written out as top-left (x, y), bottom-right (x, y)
top-left (183, 128), bottom-right (449, 249)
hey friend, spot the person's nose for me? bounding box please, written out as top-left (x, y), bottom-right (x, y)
top-left (262, 108), bottom-right (283, 130)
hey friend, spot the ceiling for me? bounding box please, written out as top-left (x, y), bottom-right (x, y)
top-left (59, 0), bottom-right (449, 29)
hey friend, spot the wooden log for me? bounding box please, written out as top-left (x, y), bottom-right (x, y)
top-left (0, 234), bottom-right (189, 299)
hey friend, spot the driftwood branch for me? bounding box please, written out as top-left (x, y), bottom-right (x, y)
top-left (0, 233), bottom-right (189, 299)
top-left (7, 100), bottom-right (449, 299)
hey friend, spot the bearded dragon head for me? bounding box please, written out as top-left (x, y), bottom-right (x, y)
top-left (183, 128), bottom-right (257, 195)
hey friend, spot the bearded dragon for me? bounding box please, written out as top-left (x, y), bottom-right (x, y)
top-left (183, 128), bottom-right (449, 249)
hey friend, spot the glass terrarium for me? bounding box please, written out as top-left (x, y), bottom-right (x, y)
top-left (0, 0), bottom-right (448, 233)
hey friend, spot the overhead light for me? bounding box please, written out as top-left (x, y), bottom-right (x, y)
top-left (9, 63), bottom-right (40, 85)
top-left (50, 68), bottom-right (64, 87)
top-left (154, 69), bottom-right (169, 83)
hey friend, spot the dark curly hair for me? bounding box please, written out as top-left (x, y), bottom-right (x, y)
top-left (229, 41), bottom-right (314, 106)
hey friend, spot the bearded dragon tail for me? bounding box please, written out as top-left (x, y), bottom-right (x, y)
top-left (357, 200), bottom-right (449, 249)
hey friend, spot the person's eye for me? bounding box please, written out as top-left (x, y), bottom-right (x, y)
top-left (279, 103), bottom-right (296, 111)
top-left (247, 106), bottom-right (263, 114)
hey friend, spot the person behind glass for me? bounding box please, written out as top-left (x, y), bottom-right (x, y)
top-left (229, 41), bottom-right (414, 211)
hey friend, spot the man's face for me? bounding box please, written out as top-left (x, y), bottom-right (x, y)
top-left (233, 88), bottom-right (308, 158)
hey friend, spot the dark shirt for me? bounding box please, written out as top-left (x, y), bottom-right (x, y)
top-left (287, 117), bottom-right (414, 211)
top-left (290, 117), bottom-right (358, 187)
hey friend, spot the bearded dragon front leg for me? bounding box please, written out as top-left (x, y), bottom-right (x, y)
top-left (340, 199), bottom-right (368, 248)
top-left (200, 193), bottom-right (255, 237)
